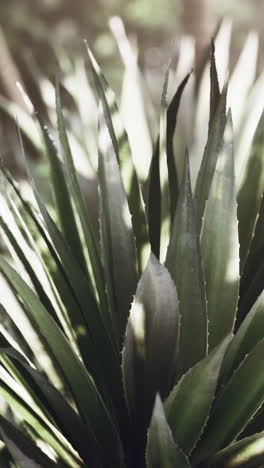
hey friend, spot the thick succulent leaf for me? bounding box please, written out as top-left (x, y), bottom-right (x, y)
top-left (237, 110), bottom-right (264, 271)
top-left (0, 258), bottom-right (124, 466)
top-left (166, 154), bottom-right (207, 379)
top-left (159, 65), bottom-right (171, 262)
top-left (165, 336), bottom-right (231, 455)
top-left (38, 118), bottom-right (86, 273)
top-left (166, 72), bottom-right (191, 225)
top-left (98, 104), bottom-right (138, 346)
top-left (209, 42), bottom-right (221, 128)
top-left (122, 254), bottom-right (179, 428)
top-left (146, 395), bottom-right (192, 468)
top-left (200, 113), bottom-right (240, 350)
top-left (55, 76), bottom-right (106, 309)
top-left (147, 138), bottom-right (161, 258)
top-left (85, 44), bottom-right (149, 272)
top-left (220, 289), bottom-right (264, 386)
top-left (194, 338), bottom-right (264, 464)
top-left (194, 86), bottom-right (227, 232)
top-left (0, 415), bottom-right (58, 468)
top-left (207, 432), bottom-right (264, 468)
top-left (0, 341), bottom-right (95, 466)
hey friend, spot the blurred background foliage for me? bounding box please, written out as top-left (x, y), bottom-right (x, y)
top-left (0, 0), bottom-right (263, 174)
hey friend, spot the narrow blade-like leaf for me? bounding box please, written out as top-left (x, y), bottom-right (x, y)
top-left (146, 395), bottom-right (192, 468)
top-left (98, 103), bottom-right (138, 346)
top-left (200, 112), bottom-right (240, 350)
top-left (166, 153), bottom-right (207, 379)
top-left (194, 338), bottom-right (264, 464)
top-left (208, 432), bottom-right (264, 468)
top-left (165, 336), bottom-right (231, 454)
top-left (0, 415), bottom-right (58, 468)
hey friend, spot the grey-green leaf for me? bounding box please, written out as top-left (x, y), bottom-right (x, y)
top-left (193, 337), bottom-right (264, 464)
top-left (207, 432), bottom-right (264, 468)
top-left (0, 415), bottom-right (58, 468)
top-left (165, 336), bottom-right (231, 454)
top-left (122, 253), bottom-right (179, 428)
top-left (98, 104), bottom-right (138, 346)
top-left (220, 289), bottom-right (264, 386)
top-left (146, 395), bottom-right (192, 468)
top-left (166, 153), bottom-right (207, 379)
top-left (237, 110), bottom-right (264, 272)
top-left (200, 112), bottom-right (239, 350)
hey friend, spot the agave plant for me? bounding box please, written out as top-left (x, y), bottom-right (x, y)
top-left (0, 27), bottom-right (264, 468)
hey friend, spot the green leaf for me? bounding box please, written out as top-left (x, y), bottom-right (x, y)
top-left (166, 72), bottom-right (191, 225)
top-left (122, 254), bottom-right (179, 435)
top-left (146, 395), bottom-right (192, 468)
top-left (85, 44), bottom-right (150, 272)
top-left (55, 75), bottom-right (106, 310)
top-left (193, 338), bottom-right (264, 464)
top-left (0, 415), bottom-right (58, 468)
top-left (165, 336), bottom-right (231, 454)
top-left (209, 42), bottom-right (221, 128)
top-left (200, 112), bottom-right (240, 350)
top-left (237, 110), bottom-right (264, 271)
top-left (147, 139), bottom-right (161, 259)
top-left (166, 153), bottom-right (207, 379)
top-left (38, 118), bottom-right (86, 273)
top-left (0, 258), bottom-right (124, 466)
top-left (0, 342), bottom-right (96, 466)
top-left (98, 104), bottom-right (138, 346)
top-left (207, 432), bottom-right (264, 468)
top-left (0, 367), bottom-right (79, 467)
top-left (220, 289), bottom-right (264, 386)
top-left (194, 86), bottom-right (227, 232)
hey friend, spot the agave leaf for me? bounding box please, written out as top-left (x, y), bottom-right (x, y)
top-left (166, 72), bottom-right (191, 225)
top-left (0, 339), bottom-right (96, 466)
top-left (194, 85), bottom-right (227, 232)
top-left (55, 76), bottom-right (106, 308)
top-left (0, 213), bottom-right (59, 327)
top-left (200, 112), bottom-right (240, 350)
top-left (0, 258), bottom-right (124, 466)
top-left (159, 64), bottom-right (171, 262)
top-left (0, 415), bottom-right (59, 468)
top-left (148, 72), bottom-right (190, 261)
top-left (220, 289), bottom-right (264, 386)
top-left (146, 395), bottom-right (192, 468)
top-left (194, 338), bottom-right (264, 464)
top-left (237, 110), bottom-right (264, 272)
top-left (85, 44), bottom-right (149, 272)
top-left (165, 336), bottom-right (231, 455)
top-left (166, 153), bottom-right (207, 379)
top-left (209, 42), bottom-right (221, 128)
top-left (38, 118), bottom-right (86, 273)
top-left (98, 103), bottom-right (138, 346)
top-left (0, 368), bottom-right (78, 467)
top-left (207, 432), bottom-right (264, 468)
top-left (122, 254), bottom-right (179, 446)
top-left (147, 138), bottom-right (161, 258)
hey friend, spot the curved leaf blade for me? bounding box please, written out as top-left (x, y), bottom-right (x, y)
top-left (200, 112), bottom-right (239, 350)
top-left (165, 336), bottom-right (231, 454)
top-left (98, 104), bottom-right (138, 346)
top-left (221, 289), bottom-right (264, 386)
top-left (0, 415), bottom-right (58, 468)
top-left (208, 432), bottom-right (264, 468)
top-left (166, 153), bottom-right (207, 379)
top-left (194, 338), bottom-right (264, 464)
top-left (146, 395), bottom-right (191, 468)
top-left (122, 253), bottom-right (179, 458)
